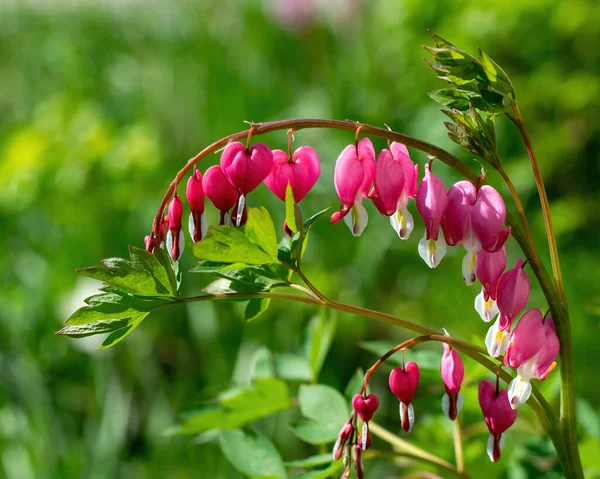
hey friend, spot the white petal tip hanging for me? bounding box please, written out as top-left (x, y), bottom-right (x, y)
top-left (441, 392), bottom-right (463, 420)
top-left (399, 402), bottom-right (415, 433)
top-left (390, 207), bottom-right (414, 240)
top-left (462, 251), bottom-right (478, 286)
top-left (188, 213), bottom-right (196, 242)
top-left (235, 194), bottom-right (246, 227)
top-left (223, 212), bottom-right (232, 227)
top-left (508, 376), bottom-right (532, 409)
top-left (485, 318), bottom-right (509, 358)
top-left (475, 290), bottom-right (498, 323)
top-left (200, 212), bottom-right (208, 239)
top-left (344, 202), bottom-right (368, 237)
top-left (487, 433), bottom-right (504, 462)
top-left (418, 234), bottom-right (446, 268)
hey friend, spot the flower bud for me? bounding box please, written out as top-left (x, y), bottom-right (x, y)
top-left (497, 258), bottom-right (530, 330)
top-left (330, 138), bottom-right (375, 237)
top-left (332, 422), bottom-right (354, 461)
top-left (416, 163), bottom-right (448, 268)
top-left (202, 165), bottom-right (239, 226)
top-left (186, 170), bottom-right (207, 242)
top-left (389, 361), bottom-right (420, 432)
top-left (166, 195), bottom-right (184, 261)
top-left (264, 146), bottom-right (320, 202)
top-left (440, 344), bottom-right (464, 420)
top-left (353, 444), bottom-right (364, 479)
top-left (478, 380), bottom-right (518, 462)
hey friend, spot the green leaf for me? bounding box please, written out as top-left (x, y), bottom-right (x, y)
top-left (273, 354), bottom-right (313, 382)
top-left (294, 463), bottom-right (342, 479)
top-left (284, 454), bottom-right (333, 468)
top-left (299, 384), bottom-right (349, 426)
top-left (344, 368), bottom-right (368, 400)
top-left (245, 207), bottom-right (279, 260)
top-left (202, 278), bottom-right (269, 295)
top-left (428, 88), bottom-right (483, 111)
top-left (57, 319), bottom-right (131, 338)
top-left (99, 316), bottom-right (149, 349)
top-left (285, 183), bottom-right (303, 235)
top-left (305, 313), bottom-right (337, 382)
top-left (77, 246), bottom-right (178, 297)
top-left (245, 298), bottom-right (271, 322)
top-left (220, 430), bottom-right (287, 479)
top-left (192, 226), bottom-right (278, 265)
top-left (303, 207), bottom-right (331, 230)
top-left (172, 379), bottom-right (292, 435)
top-left (291, 421), bottom-right (339, 445)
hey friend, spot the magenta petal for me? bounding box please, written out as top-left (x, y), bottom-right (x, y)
top-left (536, 317), bottom-right (560, 380)
top-left (203, 165), bottom-right (240, 212)
top-left (290, 146), bottom-right (320, 201)
top-left (497, 258), bottom-right (530, 325)
top-left (478, 380), bottom-right (517, 435)
top-left (357, 138), bottom-right (376, 197)
top-left (441, 344), bottom-right (464, 395)
top-left (391, 142), bottom-right (417, 199)
top-left (441, 181), bottom-right (476, 246)
top-left (220, 141), bottom-right (273, 194)
top-left (416, 164), bottom-right (448, 240)
top-left (186, 169), bottom-right (205, 214)
top-left (389, 361), bottom-right (420, 404)
top-left (472, 185), bottom-right (508, 251)
top-left (334, 144), bottom-right (364, 206)
top-left (504, 308), bottom-right (546, 369)
top-left (373, 148), bottom-right (405, 216)
top-left (168, 195), bottom-right (183, 230)
top-left (476, 247), bottom-right (507, 301)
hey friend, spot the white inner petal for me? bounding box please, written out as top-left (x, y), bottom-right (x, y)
top-left (200, 212), bottom-right (208, 239)
top-left (390, 206), bottom-right (414, 240)
top-left (360, 422), bottom-right (368, 450)
top-left (399, 402), bottom-right (415, 433)
top-left (223, 211), bottom-right (231, 227)
top-left (188, 212), bottom-right (195, 241)
top-left (235, 194), bottom-right (246, 227)
top-left (441, 393), bottom-right (450, 419)
top-left (485, 316), bottom-right (509, 358)
top-left (166, 230), bottom-right (174, 259)
top-left (344, 201), bottom-right (368, 237)
top-left (418, 234), bottom-right (446, 268)
top-left (462, 250), bottom-right (478, 286)
top-left (508, 375), bottom-right (532, 409)
top-left (475, 290), bottom-right (498, 323)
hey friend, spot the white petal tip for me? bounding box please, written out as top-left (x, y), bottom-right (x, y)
top-left (418, 234), bottom-right (446, 268)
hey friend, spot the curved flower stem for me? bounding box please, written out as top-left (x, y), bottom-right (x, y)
top-left (156, 117), bottom-right (577, 474)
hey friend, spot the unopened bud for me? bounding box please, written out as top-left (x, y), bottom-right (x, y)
top-left (332, 422), bottom-right (354, 461)
top-left (353, 444), bottom-right (364, 479)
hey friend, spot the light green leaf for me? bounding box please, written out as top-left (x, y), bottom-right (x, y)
top-left (291, 420), bottom-right (339, 445)
top-left (284, 454), bottom-right (333, 468)
top-left (305, 313), bottom-right (337, 382)
top-left (303, 207), bottom-right (331, 230)
top-left (172, 379), bottom-right (292, 435)
top-left (245, 207), bottom-right (279, 260)
top-left (274, 354), bottom-right (312, 382)
top-left (192, 226), bottom-right (278, 265)
top-left (294, 463), bottom-right (341, 479)
top-left (220, 429), bottom-right (287, 479)
top-left (299, 384), bottom-right (349, 425)
top-left (245, 298), bottom-right (271, 322)
top-left (344, 368), bottom-right (368, 400)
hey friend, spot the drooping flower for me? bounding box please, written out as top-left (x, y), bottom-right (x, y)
top-left (202, 165), bottom-right (240, 226)
top-left (264, 146), bottom-right (320, 202)
top-left (475, 247), bottom-right (507, 322)
top-left (496, 258), bottom-right (530, 330)
top-left (370, 148), bottom-right (405, 216)
top-left (504, 309), bottom-right (559, 409)
top-left (186, 169), bottom-right (207, 243)
top-left (330, 138), bottom-right (375, 237)
top-left (478, 380), bottom-right (518, 462)
top-left (440, 344), bottom-right (464, 420)
top-left (416, 163), bottom-right (448, 268)
top-left (353, 444), bottom-right (364, 479)
top-left (389, 142), bottom-right (418, 240)
top-left (441, 182), bottom-right (510, 285)
top-left (166, 194), bottom-right (184, 261)
top-left (352, 393), bottom-right (379, 450)
top-left (220, 141), bottom-right (273, 226)
top-left (389, 361), bottom-right (420, 432)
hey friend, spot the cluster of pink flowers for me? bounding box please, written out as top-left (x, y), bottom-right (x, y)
top-left (145, 135), bottom-right (560, 467)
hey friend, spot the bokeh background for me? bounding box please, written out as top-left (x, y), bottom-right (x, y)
top-left (1, 0), bottom-right (599, 477)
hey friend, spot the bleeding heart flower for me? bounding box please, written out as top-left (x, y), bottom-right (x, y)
top-left (220, 141), bottom-right (273, 226)
top-left (203, 165), bottom-right (240, 226)
top-left (478, 380), bottom-right (518, 462)
top-left (389, 361), bottom-right (420, 432)
top-left (370, 148), bottom-right (405, 216)
top-left (440, 344), bottom-right (464, 420)
top-left (352, 393), bottom-right (379, 450)
top-left (332, 421), bottom-right (354, 461)
top-left (264, 146), bottom-right (320, 202)
top-left (475, 247), bottom-right (507, 322)
top-left (497, 258), bottom-right (530, 330)
top-left (330, 138), bottom-right (375, 237)
top-left (416, 163), bottom-right (448, 268)
top-left (471, 185), bottom-right (511, 253)
top-left (485, 315), bottom-right (511, 358)
top-left (166, 195), bottom-right (184, 261)
top-left (186, 170), bottom-right (208, 243)
top-left (504, 309), bottom-right (559, 409)
top-left (389, 142), bottom-right (418, 239)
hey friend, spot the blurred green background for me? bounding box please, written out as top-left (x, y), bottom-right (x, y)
top-left (1, 0), bottom-right (599, 477)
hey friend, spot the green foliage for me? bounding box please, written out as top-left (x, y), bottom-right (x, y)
top-left (220, 429), bottom-right (287, 479)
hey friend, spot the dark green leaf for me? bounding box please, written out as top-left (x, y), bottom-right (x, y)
top-left (245, 298), bottom-right (271, 322)
top-left (305, 313), bottom-right (337, 382)
top-left (344, 368), bottom-right (367, 400)
top-left (220, 429), bottom-right (287, 479)
top-left (192, 226), bottom-right (278, 265)
top-left (303, 207), bottom-right (331, 230)
top-left (202, 278), bottom-right (269, 295)
top-left (245, 207), bottom-right (279, 260)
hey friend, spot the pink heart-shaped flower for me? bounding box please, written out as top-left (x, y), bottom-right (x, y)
top-left (264, 146), bottom-right (320, 202)
top-left (220, 141), bottom-right (273, 194)
top-left (352, 393), bottom-right (379, 422)
top-left (389, 361), bottom-right (420, 404)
